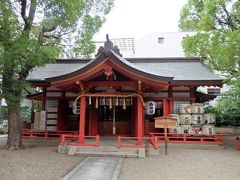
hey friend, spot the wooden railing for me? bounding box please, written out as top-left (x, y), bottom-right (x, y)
top-left (22, 130), bottom-right (223, 148)
top-left (117, 136), bottom-right (159, 149)
top-left (59, 134), bottom-right (100, 147)
top-left (149, 132), bottom-right (224, 145)
top-left (22, 130), bottom-right (78, 139)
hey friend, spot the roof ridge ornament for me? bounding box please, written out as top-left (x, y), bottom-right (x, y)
top-left (95, 34), bottom-right (122, 57)
top-left (104, 34), bottom-right (113, 49)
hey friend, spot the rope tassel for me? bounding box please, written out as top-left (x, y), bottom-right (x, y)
top-left (103, 97), bottom-right (106, 105)
top-left (95, 97), bottom-right (98, 108)
top-left (123, 98), bottom-right (126, 109)
top-left (109, 97), bottom-right (112, 109)
top-left (89, 96), bottom-right (91, 105)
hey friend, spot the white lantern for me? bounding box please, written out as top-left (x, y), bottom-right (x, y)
top-left (146, 101), bottom-right (156, 115)
top-left (72, 101), bottom-right (80, 114)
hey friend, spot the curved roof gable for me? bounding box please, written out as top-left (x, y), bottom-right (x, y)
top-left (45, 50), bottom-right (173, 85)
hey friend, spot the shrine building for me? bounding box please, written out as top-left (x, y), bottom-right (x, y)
top-left (26, 36), bottom-right (223, 143)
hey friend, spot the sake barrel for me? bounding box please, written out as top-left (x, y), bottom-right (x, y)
top-left (204, 114), bottom-right (216, 124)
top-left (191, 103), bottom-right (204, 114)
top-left (180, 114), bottom-right (192, 125)
top-left (169, 125), bottom-right (181, 134)
top-left (192, 114), bottom-right (203, 125)
top-left (180, 125), bottom-right (192, 134)
top-left (202, 125), bottom-right (215, 134)
top-left (180, 104), bottom-right (191, 114)
top-left (46, 126), bottom-right (57, 131)
top-left (168, 114), bottom-right (180, 125)
top-left (191, 125), bottom-right (202, 134)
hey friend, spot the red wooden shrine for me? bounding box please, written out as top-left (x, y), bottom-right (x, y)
top-left (26, 35), bottom-right (223, 146)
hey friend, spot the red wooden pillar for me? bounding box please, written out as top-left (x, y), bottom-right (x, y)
top-left (79, 96), bottom-right (86, 143)
top-left (169, 100), bottom-right (173, 114)
top-left (163, 98), bottom-right (169, 116)
top-left (137, 97), bottom-right (144, 144)
top-left (168, 86), bottom-right (173, 114)
top-left (41, 87), bottom-right (46, 111)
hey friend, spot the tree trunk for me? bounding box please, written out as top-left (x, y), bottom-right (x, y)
top-left (5, 100), bottom-right (23, 150)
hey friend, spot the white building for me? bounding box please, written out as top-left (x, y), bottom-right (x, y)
top-left (94, 32), bottom-right (224, 103)
top-left (123, 31), bottom-right (196, 58)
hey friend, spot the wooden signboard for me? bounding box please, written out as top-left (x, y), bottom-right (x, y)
top-left (154, 116), bottom-right (177, 128)
top-left (154, 116), bottom-right (178, 155)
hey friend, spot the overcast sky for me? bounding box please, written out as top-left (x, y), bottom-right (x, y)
top-left (94, 0), bottom-right (188, 41)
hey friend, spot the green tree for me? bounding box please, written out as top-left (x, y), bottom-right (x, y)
top-left (179, 0), bottom-right (240, 119)
top-left (0, 0), bottom-right (114, 149)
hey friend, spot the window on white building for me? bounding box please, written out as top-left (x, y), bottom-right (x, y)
top-left (207, 88), bottom-right (221, 96)
top-left (173, 100), bottom-right (191, 114)
top-left (158, 37), bottom-right (164, 43)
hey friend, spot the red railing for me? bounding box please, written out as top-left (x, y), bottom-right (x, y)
top-left (59, 134), bottom-right (100, 147)
top-left (22, 130), bottom-right (223, 148)
top-left (117, 136), bottom-right (159, 149)
top-left (149, 132), bottom-right (224, 145)
top-left (22, 130), bottom-right (78, 139)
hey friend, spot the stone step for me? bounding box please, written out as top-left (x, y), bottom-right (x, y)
top-left (59, 144), bottom-right (146, 157)
top-left (75, 150), bottom-right (138, 158)
top-left (75, 146), bottom-right (138, 153)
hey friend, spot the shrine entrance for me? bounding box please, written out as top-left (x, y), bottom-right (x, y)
top-left (81, 95), bottom-right (139, 137)
top-left (98, 104), bottom-right (132, 136)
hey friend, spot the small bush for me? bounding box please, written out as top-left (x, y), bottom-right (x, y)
top-left (0, 128), bottom-right (7, 134)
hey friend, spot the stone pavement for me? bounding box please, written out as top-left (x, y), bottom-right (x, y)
top-left (62, 157), bottom-right (123, 180)
top-left (0, 134), bottom-right (7, 139)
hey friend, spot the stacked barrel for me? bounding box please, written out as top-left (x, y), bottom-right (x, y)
top-left (169, 103), bottom-right (216, 134)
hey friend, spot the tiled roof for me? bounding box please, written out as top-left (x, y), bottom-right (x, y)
top-left (27, 55), bottom-right (222, 83)
top-left (132, 61), bottom-right (222, 81)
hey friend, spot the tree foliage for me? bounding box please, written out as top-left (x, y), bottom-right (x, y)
top-left (215, 72), bottom-right (240, 125)
top-left (179, 0), bottom-right (240, 121)
top-left (0, 0), bottom-right (114, 149)
top-left (179, 0), bottom-right (240, 76)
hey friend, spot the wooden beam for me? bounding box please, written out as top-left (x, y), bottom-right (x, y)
top-left (137, 80), bottom-right (142, 94)
top-left (86, 81), bottom-right (137, 89)
top-left (144, 97), bottom-right (196, 101)
top-left (76, 81), bottom-right (86, 94)
top-left (171, 82), bottom-right (223, 87)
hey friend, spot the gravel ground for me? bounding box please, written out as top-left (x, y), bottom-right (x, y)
top-left (0, 138), bottom-right (85, 180)
top-left (119, 135), bottom-right (240, 180)
top-left (0, 135), bottom-right (239, 180)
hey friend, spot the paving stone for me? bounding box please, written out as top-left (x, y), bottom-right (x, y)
top-left (62, 157), bottom-right (123, 180)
